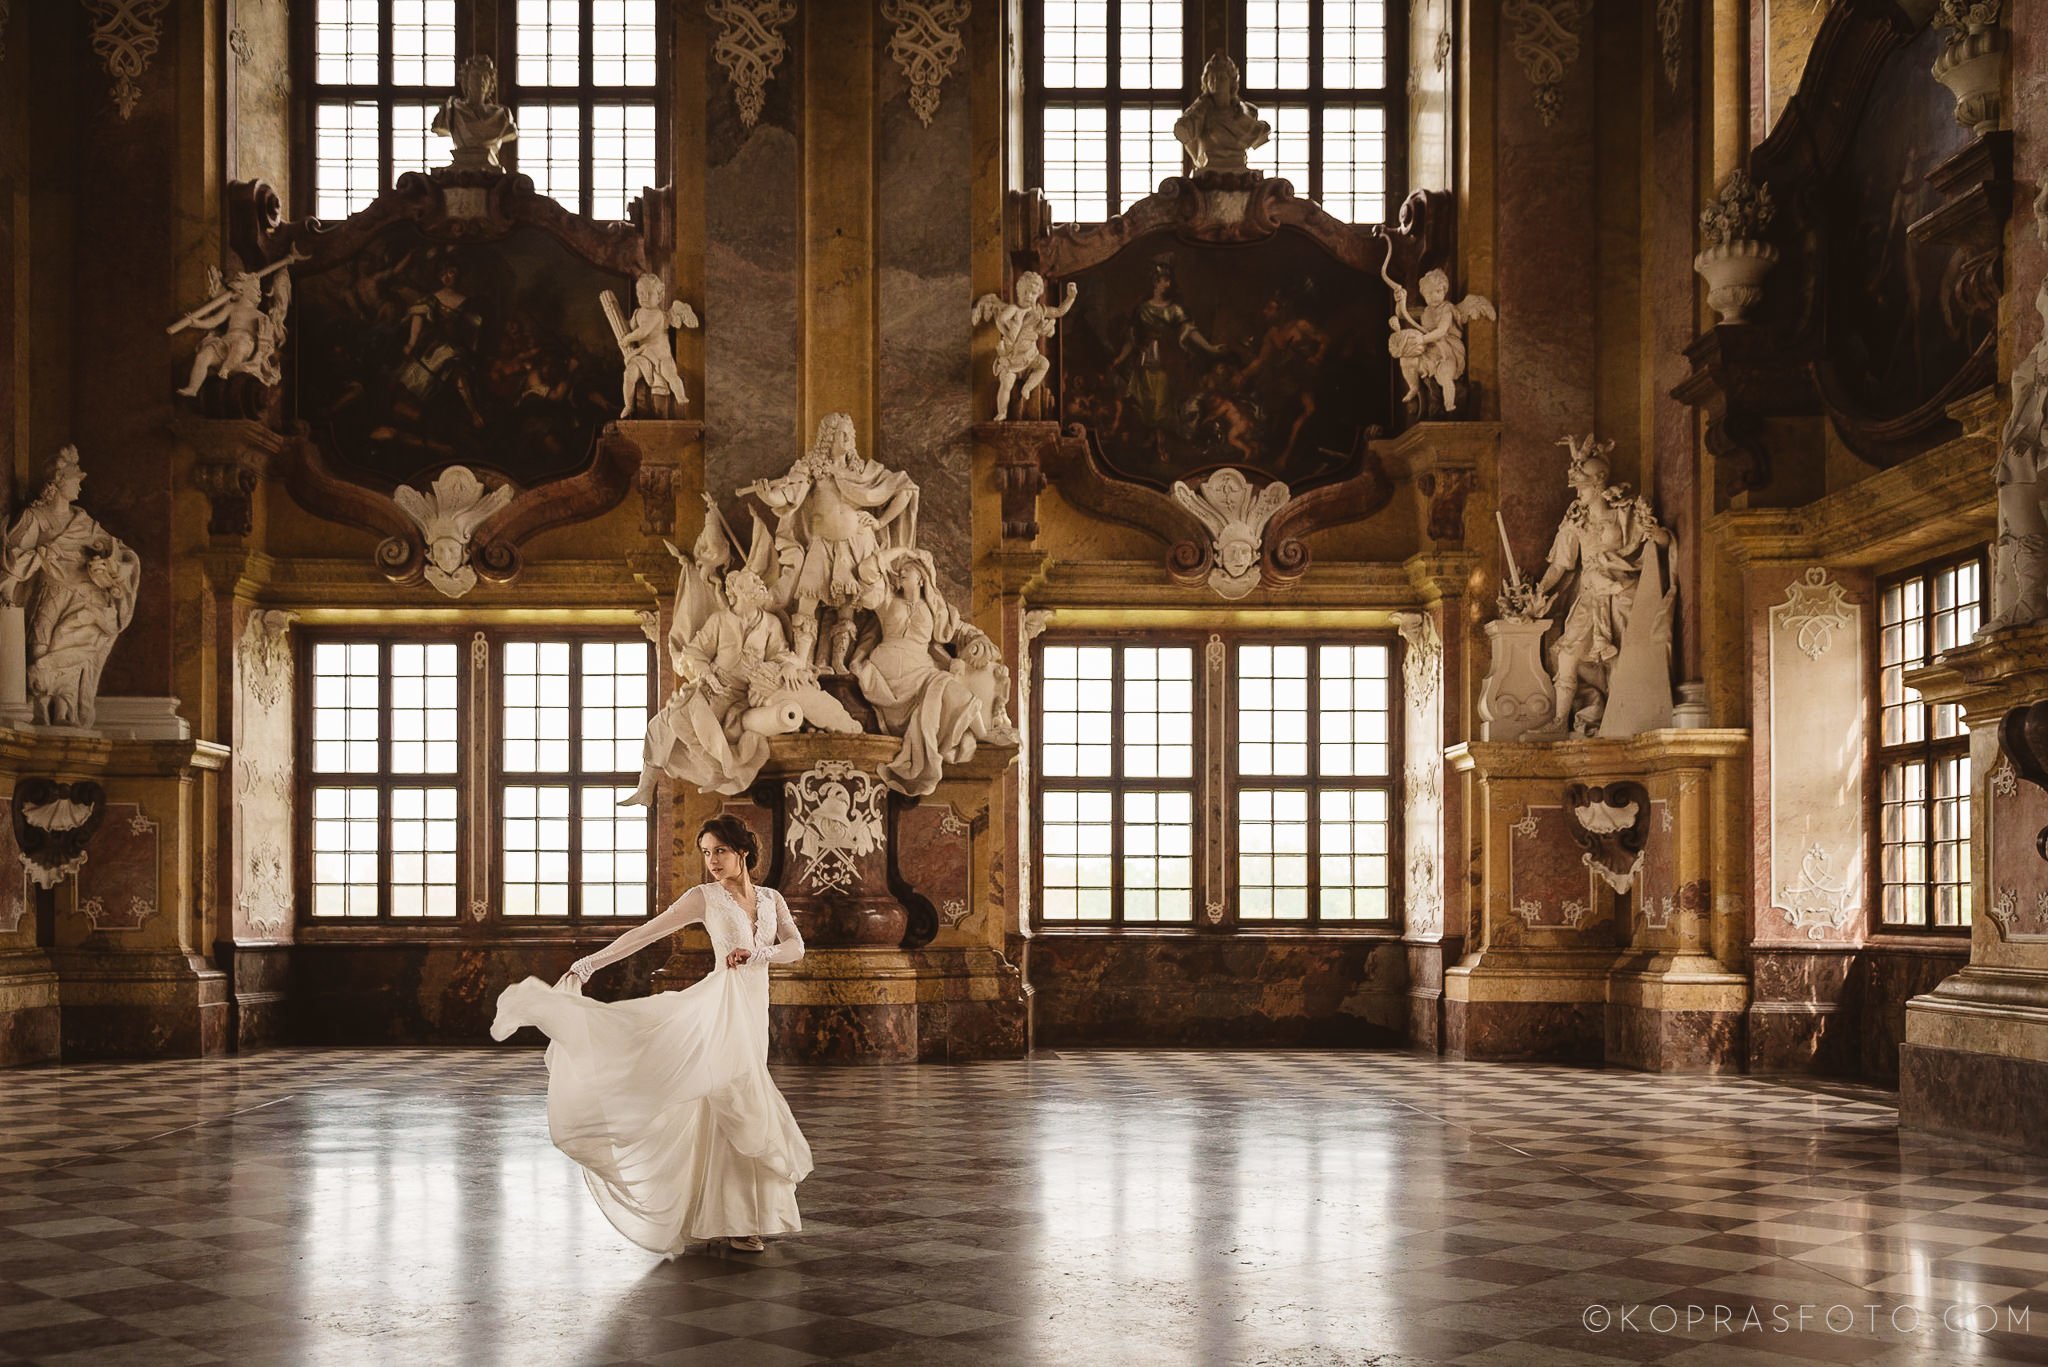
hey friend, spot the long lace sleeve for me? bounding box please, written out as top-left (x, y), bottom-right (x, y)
top-left (759, 892), bottom-right (804, 967)
top-left (573, 885), bottom-right (705, 979)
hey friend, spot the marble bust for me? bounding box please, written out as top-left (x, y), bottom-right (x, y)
top-left (435, 55), bottom-right (518, 171)
top-left (1174, 52), bottom-right (1271, 175)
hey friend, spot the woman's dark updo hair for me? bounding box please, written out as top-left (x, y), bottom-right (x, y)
top-left (698, 815), bottom-right (759, 870)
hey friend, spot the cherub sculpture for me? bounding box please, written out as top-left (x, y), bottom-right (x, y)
top-left (1170, 468), bottom-right (1291, 600)
top-left (602, 273), bottom-right (701, 418)
top-left (435, 55), bottom-right (517, 171)
top-left (392, 466), bottom-right (516, 598)
top-left (1173, 52), bottom-right (1270, 174)
top-left (167, 250), bottom-right (307, 397)
top-left (1382, 245), bottom-right (1496, 416)
top-left (971, 272), bottom-right (1077, 420)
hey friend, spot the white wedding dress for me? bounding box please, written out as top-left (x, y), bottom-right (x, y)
top-left (490, 882), bottom-right (813, 1253)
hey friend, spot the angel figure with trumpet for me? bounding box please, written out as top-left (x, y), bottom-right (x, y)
top-left (1381, 243), bottom-right (1496, 417)
top-left (168, 249), bottom-right (308, 397)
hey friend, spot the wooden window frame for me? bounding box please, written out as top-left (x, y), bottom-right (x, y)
top-left (1029, 628), bottom-right (1403, 934)
top-left (1870, 548), bottom-right (1985, 936)
top-left (1031, 633), bottom-right (1206, 928)
top-left (292, 0), bottom-right (670, 222)
top-left (295, 626), bottom-right (656, 935)
top-left (1021, 0), bottom-right (1408, 224)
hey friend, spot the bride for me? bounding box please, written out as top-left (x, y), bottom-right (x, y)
top-left (491, 816), bottom-right (812, 1255)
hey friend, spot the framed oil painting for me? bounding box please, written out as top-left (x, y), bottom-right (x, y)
top-left (293, 221), bottom-right (628, 490)
top-left (1056, 228), bottom-right (1391, 493)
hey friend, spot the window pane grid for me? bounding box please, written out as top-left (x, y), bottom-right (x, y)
top-left (312, 641), bottom-right (382, 774)
top-left (1238, 787), bottom-right (1311, 920)
top-left (514, 104), bottom-right (583, 212)
top-left (389, 643), bottom-right (460, 775)
top-left (1245, 0), bottom-right (1314, 90)
top-left (389, 785), bottom-right (460, 918)
top-left (1246, 103), bottom-right (1312, 195)
top-left (579, 785), bottom-right (649, 920)
top-left (502, 784), bottom-right (572, 917)
top-left (1040, 789), bottom-right (1115, 922)
top-left (311, 785), bottom-right (380, 918)
top-left (516, 0), bottom-right (583, 87)
top-left (1118, 106), bottom-right (1184, 211)
top-left (1875, 553), bottom-right (1982, 933)
top-left (315, 0), bottom-right (381, 86)
top-left (591, 0), bottom-right (658, 87)
top-left (1041, 104), bottom-right (1111, 225)
top-left (1041, 0), bottom-right (1111, 89)
top-left (1321, 0), bottom-right (1389, 88)
top-left (391, 103), bottom-right (456, 181)
top-left (314, 102), bottom-right (383, 219)
top-left (390, 0), bottom-right (457, 88)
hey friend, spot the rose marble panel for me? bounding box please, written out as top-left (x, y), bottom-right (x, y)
top-left (1985, 752), bottom-right (2048, 942)
top-left (1503, 804), bottom-right (1608, 941)
top-left (877, 48), bottom-right (971, 604)
top-left (1637, 798), bottom-right (1676, 934)
top-left (704, 43), bottom-right (801, 496)
top-left (896, 802), bottom-right (972, 931)
top-left (1762, 566), bottom-right (1865, 943)
top-left (76, 803), bottom-right (159, 932)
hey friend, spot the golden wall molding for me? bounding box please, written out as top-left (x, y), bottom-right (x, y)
top-left (1710, 389), bottom-right (1999, 567)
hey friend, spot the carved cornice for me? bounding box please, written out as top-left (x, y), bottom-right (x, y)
top-left (83, 0), bottom-right (168, 120)
top-left (881, 0), bottom-right (968, 127)
top-left (706, 0), bottom-right (797, 130)
top-left (1709, 394), bottom-right (1998, 567)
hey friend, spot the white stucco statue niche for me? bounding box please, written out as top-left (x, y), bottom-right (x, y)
top-left (1174, 52), bottom-right (1271, 174)
top-left (972, 273), bottom-right (1077, 420)
top-left (1987, 189), bottom-right (2048, 631)
top-left (167, 250), bottom-right (306, 397)
top-left (0, 446), bottom-right (141, 730)
top-left (603, 274), bottom-right (700, 418)
top-left (393, 466), bottom-right (516, 598)
top-left (1527, 436), bottom-right (1675, 738)
top-left (436, 55), bottom-right (518, 171)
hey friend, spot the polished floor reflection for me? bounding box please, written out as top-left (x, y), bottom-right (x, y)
top-left (2, 1049), bottom-right (2046, 1365)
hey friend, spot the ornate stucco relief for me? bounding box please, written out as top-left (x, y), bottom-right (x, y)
top-left (707, 0), bottom-right (798, 130)
top-left (881, 0), bottom-right (968, 127)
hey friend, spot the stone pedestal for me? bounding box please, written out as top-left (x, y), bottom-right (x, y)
top-left (1899, 624), bottom-right (2048, 1150)
top-left (1478, 618), bottom-right (1555, 740)
top-left (1445, 730), bottom-right (1750, 1070)
top-left (661, 732), bottom-right (1025, 1063)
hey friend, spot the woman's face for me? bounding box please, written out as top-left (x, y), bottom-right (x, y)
top-left (700, 836), bottom-right (747, 883)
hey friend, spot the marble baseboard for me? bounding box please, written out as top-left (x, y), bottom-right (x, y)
top-left (915, 996), bottom-right (1026, 1061)
top-left (293, 942), bottom-right (658, 1045)
top-left (770, 1002), bottom-right (918, 1063)
top-left (221, 941), bottom-right (292, 1052)
top-left (1747, 1002), bottom-right (1857, 1075)
top-left (0, 1002), bottom-right (59, 1066)
top-left (53, 952), bottom-right (230, 1061)
top-left (1445, 998), bottom-right (1605, 1064)
top-left (1606, 1004), bottom-right (1745, 1073)
top-left (1900, 1042), bottom-right (2048, 1154)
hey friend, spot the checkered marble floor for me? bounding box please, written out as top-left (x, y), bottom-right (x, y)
top-left (2, 1050), bottom-right (2045, 1366)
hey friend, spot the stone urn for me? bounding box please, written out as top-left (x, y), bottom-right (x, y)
top-left (1694, 240), bottom-right (1780, 325)
top-left (1932, 12), bottom-right (2008, 136)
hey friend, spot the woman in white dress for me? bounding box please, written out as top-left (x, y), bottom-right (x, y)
top-left (491, 816), bottom-right (812, 1255)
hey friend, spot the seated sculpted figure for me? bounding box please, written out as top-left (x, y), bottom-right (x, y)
top-left (1173, 53), bottom-right (1270, 174)
top-left (627, 567), bottom-right (859, 801)
top-left (0, 446), bottom-right (141, 729)
top-left (851, 552), bottom-right (1012, 797)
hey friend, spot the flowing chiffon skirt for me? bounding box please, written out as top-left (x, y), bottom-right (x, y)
top-left (491, 967), bottom-right (813, 1253)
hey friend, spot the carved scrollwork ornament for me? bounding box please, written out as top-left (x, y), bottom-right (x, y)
top-left (882, 0), bottom-right (969, 127)
top-left (1501, 0), bottom-right (1590, 127)
top-left (1563, 781), bottom-right (1651, 895)
top-left (707, 0), bottom-right (798, 130)
top-left (13, 779), bottom-right (106, 889)
top-left (83, 0), bottom-right (169, 120)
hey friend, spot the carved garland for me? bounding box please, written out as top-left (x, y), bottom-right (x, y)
top-left (1501, 0), bottom-right (1590, 127)
top-left (707, 0), bottom-right (798, 130)
top-left (83, 0), bottom-right (169, 120)
top-left (881, 0), bottom-right (969, 127)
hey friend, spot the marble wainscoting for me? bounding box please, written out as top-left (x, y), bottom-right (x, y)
top-left (766, 946), bottom-right (1027, 1064)
top-left (1029, 935), bottom-right (1409, 1048)
top-left (0, 953), bottom-right (59, 1066)
top-left (1748, 945), bottom-right (1861, 1074)
top-left (1856, 941), bottom-right (1971, 1083)
top-left (292, 941), bottom-right (659, 1046)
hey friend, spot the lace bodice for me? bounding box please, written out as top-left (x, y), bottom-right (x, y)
top-left (570, 880), bottom-right (804, 981)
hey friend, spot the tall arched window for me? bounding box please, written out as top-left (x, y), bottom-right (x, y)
top-left (1024, 1), bottom-right (1404, 225)
top-left (298, 0), bottom-right (667, 222)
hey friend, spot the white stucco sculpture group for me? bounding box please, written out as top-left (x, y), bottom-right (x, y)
top-left (604, 273), bottom-right (700, 418)
top-left (1489, 435), bottom-right (1676, 739)
top-left (972, 273), bottom-right (1077, 420)
top-left (168, 250), bottom-right (305, 396)
top-left (0, 445), bottom-right (140, 729)
top-left (627, 413), bottom-right (1015, 803)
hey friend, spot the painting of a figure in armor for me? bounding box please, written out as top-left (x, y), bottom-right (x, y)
top-left (295, 222), bottom-right (626, 488)
top-left (1057, 231), bottom-right (1390, 492)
